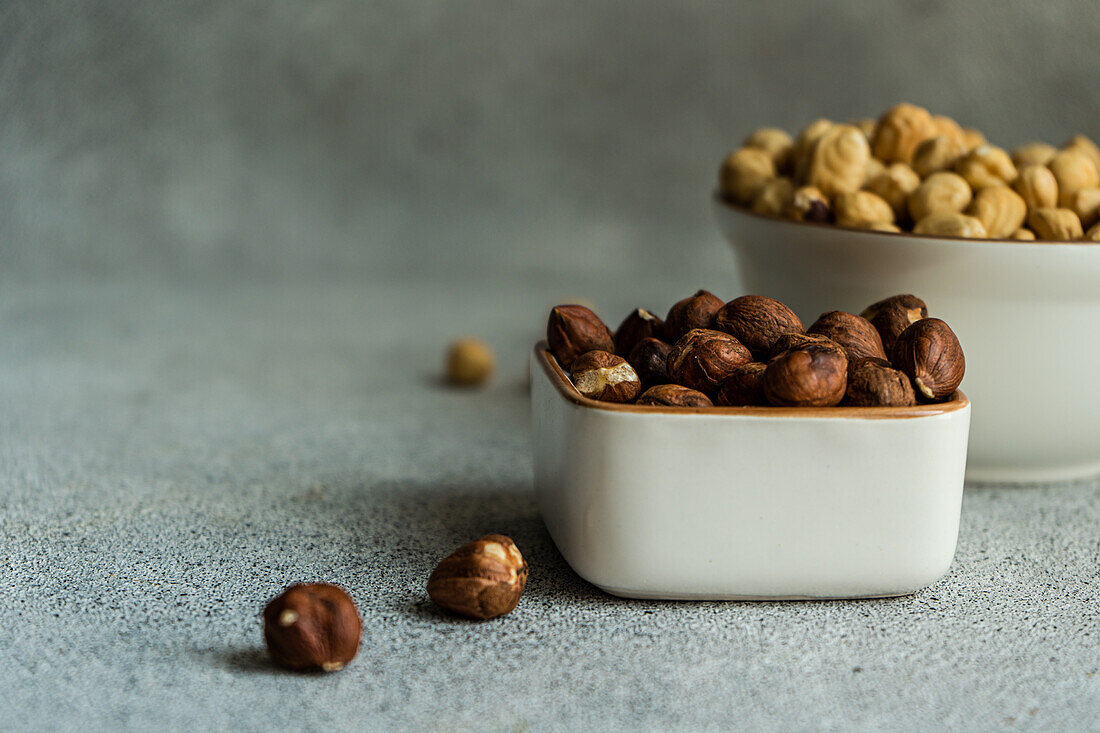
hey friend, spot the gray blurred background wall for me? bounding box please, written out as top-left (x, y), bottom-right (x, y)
top-left (3, 0), bottom-right (1098, 288)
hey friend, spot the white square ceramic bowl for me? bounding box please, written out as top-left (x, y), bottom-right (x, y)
top-left (531, 343), bottom-right (971, 600)
top-left (713, 198), bottom-right (1100, 483)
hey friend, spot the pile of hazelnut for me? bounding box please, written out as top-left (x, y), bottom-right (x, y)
top-left (547, 292), bottom-right (964, 408)
top-left (720, 101), bottom-right (1100, 241)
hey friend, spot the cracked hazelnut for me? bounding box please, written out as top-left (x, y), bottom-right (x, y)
top-left (743, 127), bottom-right (794, 172)
top-left (570, 351), bottom-right (641, 403)
top-left (908, 172), bottom-right (972, 221)
top-left (912, 135), bottom-right (965, 178)
top-left (547, 305), bottom-right (614, 369)
top-left (835, 191), bottom-right (895, 228)
top-left (786, 185), bottom-right (832, 222)
top-left (807, 311), bottom-right (887, 361)
top-left (752, 177), bottom-right (796, 217)
top-left (719, 147), bottom-right (776, 204)
top-left (807, 124), bottom-right (870, 197)
top-left (891, 318), bottom-right (965, 402)
top-left (763, 341), bottom-right (848, 407)
top-left (1012, 165), bottom-right (1059, 211)
top-left (843, 358), bottom-right (917, 407)
top-left (614, 308), bottom-right (665, 357)
top-left (913, 212), bottom-right (987, 238)
top-left (1028, 208), bottom-right (1084, 240)
top-left (263, 583), bottom-right (361, 672)
top-left (714, 362), bottom-right (768, 406)
top-left (714, 295), bottom-right (805, 358)
top-left (871, 103), bottom-right (934, 164)
top-left (860, 294), bottom-right (929, 353)
top-left (667, 329), bottom-right (753, 395)
top-left (863, 163), bottom-right (920, 221)
top-left (955, 145), bottom-right (1017, 190)
top-left (1048, 150), bottom-right (1100, 205)
top-left (627, 337), bottom-right (673, 387)
top-left (1011, 142), bottom-right (1058, 168)
top-left (427, 535), bottom-right (528, 620)
top-left (967, 186), bottom-right (1028, 238)
top-left (664, 289), bottom-right (724, 341)
top-left (445, 338), bottom-right (495, 387)
top-left (636, 383), bottom-right (714, 408)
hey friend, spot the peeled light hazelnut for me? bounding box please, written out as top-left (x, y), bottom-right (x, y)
top-left (806, 124), bottom-right (870, 197)
top-left (912, 135), bottom-right (965, 178)
top-left (792, 118), bottom-right (836, 183)
top-left (1012, 228), bottom-right (1037, 241)
top-left (860, 294), bottom-right (929, 353)
top-left (427, 535), bottom-right (528, 620)
top-left (835, 191), bottom-right (895, 228)
top-left (1087, 222), bottom-right (1100, 241)
top-left (714, 362), bottom-right (768, 407)
top-left (714, 295), bottom-right (805, 359)
top-left (843, 358), bottom-right (917, 407)
top-left (871, 102), bottom-right (934, 164)
top-left (614, 308), bottom-right (665, 357)
top-left (961, 128), bottom-right (987, 152)
top-left (1048, 149), bottom-right (1100, 205)
top-left (445, 338), bottom-right (495, 387)
top-left (1013, 165), bottom-right (1059, 211)
top-left (547, 305), bottom-right (614, 369)
top-left (891, 318), bottom-right (965, 402)
top-left (751, 177), bottom-right (796, 217)
top-left (763, 341), bottom-right (848, 407)
top-left (908, 172), bottom-right (972, 221)
top-left (955, 145), bottom-right (1017, 190)
top-left (863, 156), bottom-right (887, 185)
top-left (664, 289), bottom-right (724, 341)
top-left (863, 163), bottom-right (921, 222)
top-left (1067, 187), bottom-right (1100, 229)
top-left (929, 115), bottom-right (967, 149)
top-left (719, 147), bottom-right (777, 205)
top-left (1063, 134), bottom-right (1100, 174)
top-left (667, 329), bottom-right (753, 395)
top-left (263, 583), bottom-right (362, 672)
top-left (807, 311), bottom-right (887, 361)
top-left (786, 185), bottom-right (832, 223)
top-left (1028, 208), bottom-right (1084, 241)
top-left (743, 127), bottom-right (794, 172)
top-left (913, 212), bottom-right (987, 238)
top-left (1011, 142), bottom-right (1058, 168)
top-left (627, 337), bottom-right (673, 387)
top-left (570, 350), bottom-right (642, 403)
top-left (967, 186), bottom-right (1028, 239)
top-left (636, 383), bottom-right (713, 408)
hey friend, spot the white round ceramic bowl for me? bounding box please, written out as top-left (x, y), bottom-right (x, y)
top-left (712, 198), bottom-right (1100, 483)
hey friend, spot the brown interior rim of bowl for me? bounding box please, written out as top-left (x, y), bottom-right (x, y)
top-left (714, 191), bottom-right (1099, 246)
top-left (535, 342), bottom-right (968, 419)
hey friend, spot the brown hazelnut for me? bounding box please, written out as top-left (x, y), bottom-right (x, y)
top-left (667, 329), bottom-right (753, 395)
top-left (763, 341), bottom-right (848, 407)
top-left (769, 332), bottom-right (837, 358)
top-left (860, 294), bottom-right (929, 353)
top-left (627, 337), bottom-right (673, 387)
top-left (786, 185), bottom-right (832, 223)
top-left (664, 289), bottom-right (724, 341)
top-left (444, 338), bottom-right (495, 387)
top-left (713, 295), bottom-right (805, 358)
top-left (614, 308), bottom-right (665, 357)
top-left (890, 318), bottom-right (965, 402)
top-left (807, 311), bottom-right (887, 361)
top-left (427, 535), bottom-right (528, 620)
top-left (570, 350), bottom-right (641, 403)
top-left (547, 305), bottom-right (614, 369)
top-left (636, 383), bottom-right (714, 408)
top-left (714, 362), bottom-right (768, 406)
top-left (843, 358), bottom-right (917, 407)
top-left (263, 583), bottom-right (361, 672)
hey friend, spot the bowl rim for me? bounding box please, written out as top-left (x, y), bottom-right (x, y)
top-left (713, 192), bottom-right (1100, 248)
top-left (535, 342), bottom-right (969, 420)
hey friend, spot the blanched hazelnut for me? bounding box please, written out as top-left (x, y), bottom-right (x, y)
top-left (955, 145), bottom-right (1017, 190)
top-left (961, 128), bottom-right (987, 151)
top-left (843, 359), bottom-right (916, 407)
top-left (1011, 142), bottom-right (1058, 168)
top-left (871, 102), bottom-right (934, 164)
top-left (792, 118), bottom-right (835, 183)
top-left (852, 118), bottom-right (877, 139)
top-left (835, 191), bottom-right (895, 228)
top-left (664, 289), bottom-right (724, 341)
top-left (667, 329), bottom-right (753, 395)
top-left (861, 294), bottom-right (928, 352)
top-left (547, 305), bottom-right (615, 369)
top-left (1028, 208), bottom-right (1084, 241)
top-left (908, 172), bottom-right (972, 221)
top-left (912, 135), bottom-right (965, 178)
top-left (930, 115), bottom-right (967, 149)
top-left (863, 163), bottom-right (921, 221)
top-left (912, 212), bottom-right (987, 238)
top-left (1067, 187), bottom-right (1100, 228)
top-left (807, 124), bottom-right (870, 197)
top-left (1048, 150), bottom-right (1100, 205)
top-left (786, 185), bottom-right (832, 223)
top-left (763, 341), bottom-right (848, 407)
top-left (1012, 165), bottom-right (1059, 211)
top-left (264, 583), bottom-right (362, 672)
top-left (967, 186), bottom-right (1027, 238)
top-left (1087, 222), bottom-right (1100, 241)
top-left (627, 337), bottom-right (673, 387)
top-left (807, 311), bottom-right (887, 361)
top-left (445, 338), bottom-right (495, 387)
top-left (891, 318), bottom-right (965, 402)
top-left (636, 383), bottom-right (713, 408)
top-left (715, 362), bottom-right (768, 406)
top-left (1063, 134), bottom-right (1100, 173)
top-left (866, 222), bottom-right (901, 233)
top-left (570, 350), bottom-right (642, 403)
top-left (614, 308), bottom-right (664, 357)
top-left (719, 147), bottom-right (776, 205)
top-left (743, 127), bottom-right (794, 172)
top-left (863, 155), bottom-right (886, 185)
top-left (714, 295), bottom-right (805, 358)
top-left (428, 535), bottom-right (528, 620)
top-left (751, 177), bottom-right (796, 217)
top-left (1012, 228), bottom-right (1037, 241)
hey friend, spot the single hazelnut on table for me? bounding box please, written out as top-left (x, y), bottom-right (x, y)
top-left (636, 383), bottom-right (714, 408)
top-left (547, 304), bottom-right (614, 369)
top-left (786, 185), bottom-right (832, 223)
top-left (806, 124), bottom-right (870, 197)
top-left (751, 177), bottom-right (796, 217)
top-left (912, 212), bottom-right (987, 238)
top-left (719, 147), bottom-right (776, 205)
top-left (664, 289), bottom-right (724, 341)
top-left (743, 127), bottom-right (794, 172)
top-left (614, 308), bottom-right (665, 357)
top-left (860, 294), bottom-right (928, 353)
top-left (807, 311), bottom-right (887, 361)
top-left (955, 145), bottom-right (1017, 190)
top-left (714, 295), bottom-right (804, 359)
top-left (444, 338), bottom-right (494, 387)
top-left (871, 102), bottom-right (934, 164)
top-left (1012, 165), bottom-right (1059, 211)
top-left (763, 340), bottom-right (848, 407)
top-left (834, 191), bottom-right (895, 229)
top-left (627, 337), bottom-right (673, 387)
top-left (1028, 208), bottom-right (1084, 241)
top-left (570, 350), bottom-right (641, 403)
top-left (967, 186), bottom-right (1028, 239)
top-left (769, 332), bottom-right (837, 358)
top-left (427, 535), bottom-right (528, 620)
top-left (263, 583), bottom-right (361, 672)
top-left (1011, 142), bottom-right (1058, 168)
top-left (908, 172), bottom-right (972, 222)
top-left (667, 328), bottom-right (753, 395)
top-left (714, 362), bottom-right (769, 407)
top-left (843, 358), bottom-right (917, 407)
top-left (891, 318), bottom-right (965, 402)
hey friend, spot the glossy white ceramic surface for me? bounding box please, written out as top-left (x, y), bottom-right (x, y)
top-left (713, 199), bottom-right (1100, 483)
top-left (531, 345), bottom-right (971, 600)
